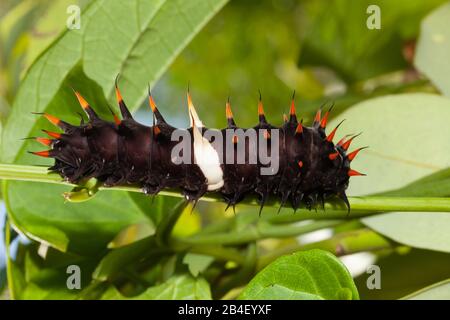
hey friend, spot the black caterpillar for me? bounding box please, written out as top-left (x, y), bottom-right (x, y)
top-left (31, 79), bottom-right (365, 213)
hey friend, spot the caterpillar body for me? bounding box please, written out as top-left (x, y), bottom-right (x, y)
top-left (31, 80), bottom-right (365, 213)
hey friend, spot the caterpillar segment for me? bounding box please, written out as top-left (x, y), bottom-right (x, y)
top-left (30, 82), bottom-right (366, 213)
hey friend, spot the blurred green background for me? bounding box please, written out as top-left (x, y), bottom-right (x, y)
top-left (0, 0), bottom-right (444, 128)
top-left (1, 0), bottom-right (450, 300)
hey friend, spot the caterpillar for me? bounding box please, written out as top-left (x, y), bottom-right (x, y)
top-left (30, 79), bottom-right (365, 213)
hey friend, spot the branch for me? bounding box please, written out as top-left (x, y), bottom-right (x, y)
top-left (1, 164), bottom-right (450, 215)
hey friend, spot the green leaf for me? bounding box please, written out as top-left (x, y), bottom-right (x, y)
top-left (0, 267), bottom-right (5, 294)
top-left (101, 274), bottom-right (212, 300)
top-left (183, 253), bottom-right (214, 277)
top-left (4, 180), bottom-right (153, 255)
top-left (160, 255), bottom-right (178, 282)
top-left (93, 237), bottom-right (157, 281)
top-left (415, 3), bottom-right (450, 97)
top-left (354, 249), bottom-right (450, 299)
top-left (402, 279), bottom-right (450, 300)
top-left (361, 212), bottom-right (450, 253)
top-left (239, 249), bottom-right (359, 300)
top-left (2, 0), bottom-right (228, 164)
top-left (1, 0), bottom-right (228, 254)
top-left (6, 237), bottom-right (99, 300)
top-left (378, 167), bottom-right (450, 197)
top-left (23, 0), bottom-right (80, 70)
top-left (19, 249), bottom-right (90, 300)
top-left (299, 0), bottom-right (444, 83)
top-left (328, 93), bottom-right (450, 196)
top-left (127, 192), bottom-right (180, 226)
top-left (107, 222), bottom-right (156, 249)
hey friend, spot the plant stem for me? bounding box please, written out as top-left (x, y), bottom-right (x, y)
top-left (170, 243), bottom-right (246, 264)
top-left (175, 220), bottom-right (341, 246)
top-left (267, 197), bottom-right (450, 224)
top-left (2, 164), bottom-right (450, 215)
top-left (215, 243), bottom-right (257, 299)
top-left (155, 200), bottom-right (188, 246)
top-left (257, 228), bottom-right (393, 270)
top-left (0, 164), bottom-right (65, 184)
top-left (4, 219), bottom-right (16, 300)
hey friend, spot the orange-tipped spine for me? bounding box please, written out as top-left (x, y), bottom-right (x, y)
top-left (36, 137), bottom-right (53, 146)
top-left (29, 150), bottom-right (51, 158)
top-left (42, 129), bottom-right (61, 139)
top-left (326, 119), bottom-right (345, 142)
top-left (289, 90), bottom-right (297, 122)
top-left (348, 169), bottom-right (365, 176)
top-left (226, 97), bottom-right (236, 127)
top-left (347, 147), bottom-right (367, 161)
top-left (73, 91), bottom-right (98, 120)
top-left (115, 75), bottom-right (133, 119)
